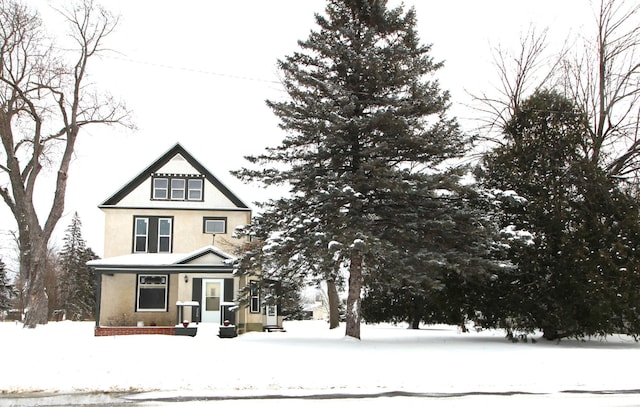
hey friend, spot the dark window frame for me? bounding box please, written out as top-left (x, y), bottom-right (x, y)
top-left (132, 216), bottom-right (174, 253)
top-left (151, 175), bottom-right (205, 202)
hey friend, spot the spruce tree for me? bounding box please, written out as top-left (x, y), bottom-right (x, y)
top-left (58, 213), bottom-right (99, 320)
top-left (0, 258), bottom-right (15, 314)
top-left (234, 0), bottom-right (468, 339)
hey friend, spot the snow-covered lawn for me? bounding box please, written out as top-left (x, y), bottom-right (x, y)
top-left (1, 320), bottom-right (639, 405)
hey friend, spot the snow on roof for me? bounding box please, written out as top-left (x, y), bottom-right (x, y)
top-left (88, 245), bottom-right (236, 267)
top-left (87, 253), bottom-right (183, 267)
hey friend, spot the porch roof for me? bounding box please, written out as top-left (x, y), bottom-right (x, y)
top-left (88, 245), bottom-right (236, 268)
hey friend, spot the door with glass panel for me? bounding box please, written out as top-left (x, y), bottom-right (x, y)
top-left (201, 279), bottom-right (224, 323)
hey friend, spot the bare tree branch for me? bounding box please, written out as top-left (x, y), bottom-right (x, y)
top-left (0, 0), bottom-right (131, 327)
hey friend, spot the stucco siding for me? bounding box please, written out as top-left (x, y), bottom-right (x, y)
top-left (102, 208), bottom-right (250, 258)
top-left (99, 273), bottom-right (179, 327)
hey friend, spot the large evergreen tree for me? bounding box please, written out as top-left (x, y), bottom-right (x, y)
top-left (57, 213), bottom-right (99, 320)
top-left (477, 90), bottom-right (640, 339)
top-left (234, 0), bottom-right (468, 339)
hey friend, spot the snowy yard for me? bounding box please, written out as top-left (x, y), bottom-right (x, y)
top-left (1, 320), bottom-right (639, 406)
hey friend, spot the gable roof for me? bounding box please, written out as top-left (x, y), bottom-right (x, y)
top-left (99, 143), bottom-right (249, 208)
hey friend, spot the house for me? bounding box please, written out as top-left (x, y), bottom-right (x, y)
top-left (88, 143), bottom-right (281, 335)
top-left (302, 288), bottom-right (330, 321)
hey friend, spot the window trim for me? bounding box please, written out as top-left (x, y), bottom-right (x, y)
top-left (203, 217), bottom-right (227, 234)
top-left (136, 274), bottom-right (169, 312)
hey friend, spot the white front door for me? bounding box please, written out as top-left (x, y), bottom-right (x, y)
top-left (266, 305), bottom-right (278, 326)
top-left (202, 279), bottom-right (224, 324)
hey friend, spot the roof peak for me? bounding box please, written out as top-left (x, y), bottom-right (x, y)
top-left (99, 143), bottom-right (249, 208)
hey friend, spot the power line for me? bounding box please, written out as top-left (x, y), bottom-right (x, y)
top-left (100, 54), bottom-right (283, 85)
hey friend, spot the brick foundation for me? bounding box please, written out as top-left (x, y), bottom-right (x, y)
top-left (95, 326), bottom-right (176, 336)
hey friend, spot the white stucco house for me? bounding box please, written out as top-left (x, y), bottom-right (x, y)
top-left (88, 143), bottom-right (281, 336)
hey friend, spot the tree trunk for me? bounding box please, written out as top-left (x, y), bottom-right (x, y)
top-left (22, 239), bottom-right (49, 328)
top-left (410, 317), bottom-right (420, 330)
top-left (409, 297), bottom-right (423, 329)
top-left (345, 254), bottom-right (363, 339)
top-left (327, 279), bottom-right (340, 329)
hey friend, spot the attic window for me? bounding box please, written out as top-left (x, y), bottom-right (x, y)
top-left (152, 175), bottom-right (204, 201)
top-left (153, 178), bottom-right (168, 199)
top-left (188, 179), bottom-right (203, 200)
top-left (171, 179), bottom-right (185, 200)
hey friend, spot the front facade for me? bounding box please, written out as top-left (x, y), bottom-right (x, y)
top-left (89, 143), bottom-right (279, 334)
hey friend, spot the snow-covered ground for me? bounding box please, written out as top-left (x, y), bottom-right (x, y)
top-left (1, 320), bottom-right (639, 406)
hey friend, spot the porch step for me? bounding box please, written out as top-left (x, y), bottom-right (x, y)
top-left (264, 325), bottom-right (286, 333)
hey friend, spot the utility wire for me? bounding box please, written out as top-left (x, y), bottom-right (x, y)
top-left (100, 54), bottom-right (283, 85)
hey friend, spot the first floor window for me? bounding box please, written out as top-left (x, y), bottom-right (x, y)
top-left (249, 281), bottom-right (260, 313)
top-left (137, 274), bottom-right (168, 311)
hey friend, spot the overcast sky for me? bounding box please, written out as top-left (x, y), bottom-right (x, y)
top-left (0, 0), bottom-right (594, 263)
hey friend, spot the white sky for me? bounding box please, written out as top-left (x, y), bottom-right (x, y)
top-left (0, 0), bottom-right (594, 261)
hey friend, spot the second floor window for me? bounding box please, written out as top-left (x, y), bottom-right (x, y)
top-left (158, 218), bottom-right (172, 252)
top-left (203, 217), bottom-right (226, 234)
top-left (134, 218), bottom-right (149, 252)
top-left (152, 175), bottom-right (204, 201)
top-left (134, 216), bottom-right (173, 253)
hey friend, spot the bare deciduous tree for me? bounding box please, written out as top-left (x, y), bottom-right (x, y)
top-left (0, 0), bottom-right (131, 328)
top-left (474, 0), bottom-right (640, 187)
top-left (561, 0), bottom-right (640, 183)
top-left (471, 26), bottom-right (565, 148)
